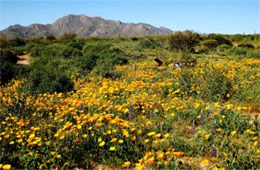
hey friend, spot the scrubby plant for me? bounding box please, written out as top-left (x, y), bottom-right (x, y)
top-left (30, 44), bottom-right (46, 57)
top-left (200, 39), bottom-right (218, 49)
top-left (207, 34), bottom-right (232, 46)
top-left (26, 56), bottom-right (74, 93)
top-left (8, 38), bottom-right (26, 47)
top-left (45, 34), bottom-right (56, 41)
top-left (238, 42), bottom-right (255, 49)
top-left (168, 30), bottom-right (201, 52)
top-left (58, 32), bottom-right (77, 43)
top-left (195, 46), bottom-right (209, 54)
top-left (68, 40), bottom-right (85, 50)
top-left (0, 49), bottom-right (18, 84)
top-left (246, 49), bottom-right (259, 58)
top-left (216, 44), bottom-right (232, 53)
top-left (78, 42), bottom-right (128, 72)
top-left (200, 66), bottom-right (234, 101)
top-left (225, 47), bottom-right (247, 57)
top-left (139, 39), bottom-right (161, 49)
top-left (0, 36), bottom-right (8, 48)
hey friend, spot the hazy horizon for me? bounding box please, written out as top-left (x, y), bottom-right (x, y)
top-left (0, 0), bottom-right (259, 34)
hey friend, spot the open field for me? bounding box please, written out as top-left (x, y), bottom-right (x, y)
top-left (0, 33), bottom-right (260, 169)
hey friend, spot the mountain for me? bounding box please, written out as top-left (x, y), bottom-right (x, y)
top-left (0, 14), bottom-right (172, 39)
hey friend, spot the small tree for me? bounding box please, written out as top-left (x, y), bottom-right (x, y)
top-left (0, 49), bottom-right (18, 84)
top-left (46, 34), bottom-right (56, 41)
top-left (0, 36), bottom-right (8, 48)
top-left (168, 30), bottom-right (201, 52)
top-left (59, 32), bottom-right (77, 43)
top-left (201, 39), bottom-right (218, 49)
top-left (27, 57), bottom-right (74, 93)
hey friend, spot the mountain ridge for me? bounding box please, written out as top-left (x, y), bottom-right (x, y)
top-left (0, 14), bottom-right (172, 39)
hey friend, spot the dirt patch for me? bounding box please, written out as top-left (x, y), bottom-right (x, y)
top-left (17, 52), bottom-right (32, 65)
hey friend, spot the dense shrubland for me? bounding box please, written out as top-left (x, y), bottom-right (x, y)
top-left (0, 32), bottom-right (259, 169)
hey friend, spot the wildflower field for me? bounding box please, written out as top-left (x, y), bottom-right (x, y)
top-left (0, 33), bottom-right (260, 169)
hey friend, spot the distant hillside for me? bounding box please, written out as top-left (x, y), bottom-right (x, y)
top-left (0, 14), bottom-right (172, 39)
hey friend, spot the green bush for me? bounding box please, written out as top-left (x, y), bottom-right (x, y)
top-left (225, 47), bottom-right (247, 56)
top-left (207, 34), bottom-right (232, 46)
top-left (216, 44), bottom-right (232, 53)
top-left (95, 58), bottom-right (118, 78)
top-left (30, 44), bottom-right (82, 58)
top-left (0, 36), bottom-right (8, 48)
top-left (201, 39), bottom-right (218, 49)
top-left (30, 44), bottom-right (46, 57)
top-left (0, 48), bottom-right (18, 64)
top-left (8, 38), bottom-right (26, 47)
top-left (68, 40), bottom-right (85, 50)
top-left (168, 30), bottom-right (201, 52)
top-left (237, 42), bottom-right (255, 49)
top-left (58, 32), bottom-right (77, 43)
top-left (246, 49), bottom-right (259, 58)
top-left (195, 46), bottom-right (209, 54)
top-left (45, 34), bottom-right (56, 41)
top-left (26, 57), bottom-right (74, 93)
top-left (11, 46), bottom-right (26, 55)
top-left (139, 39), bottom-right (161, 49)
top-left (0, 60), bottom-right (16, 85)
top-left (200, 66), bottom-right (234, 101)
top-left (79, 42), bottom-right (128, 72)
top-left (0, 49), bottom-right (19, 84)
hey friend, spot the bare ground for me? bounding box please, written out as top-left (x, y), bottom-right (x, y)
top-left (17, 53), bottom-right (32, 65)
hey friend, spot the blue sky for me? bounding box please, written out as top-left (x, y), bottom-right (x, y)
top-left (0, 0), bottom-right (259, 34)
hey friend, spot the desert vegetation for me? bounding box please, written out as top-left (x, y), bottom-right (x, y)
top-left (0, 31), bottom-right (260, 169)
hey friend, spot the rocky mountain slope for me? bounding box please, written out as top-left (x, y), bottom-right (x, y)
top-left (0, 14), bottom-right (172, 39)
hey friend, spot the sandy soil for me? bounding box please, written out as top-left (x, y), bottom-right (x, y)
top-left (17, 53), bottom-right (31, 65)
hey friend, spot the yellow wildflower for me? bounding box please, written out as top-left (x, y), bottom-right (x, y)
top-left (99, 141), bottom-right (105, 147)
top-left (109, 146), bottom-right (116, 151)
top-left (122, 161), bottom-right (131, 168)
top-left (2, 164), bottom-right (11, 170)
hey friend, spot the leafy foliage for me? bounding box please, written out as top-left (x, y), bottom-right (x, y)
top-left (168, 30), bottom-right (201, 52)
top-left (26, 57), bottom-right (74, 93)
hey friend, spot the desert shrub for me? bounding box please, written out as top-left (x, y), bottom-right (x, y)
top-left (26, 57), bottom-right (74, 93)
top-left (0, 48), bottom-right (18, 64)
top-left (11, 46), bottom-right (26, 55)
top-left (207, 34), bottom-right (232, 46)
top-left (45, 34), bottom-right (56, 41)
top-left (237, 42), bottom-right (255, 49)
top-left (200, 66), bottom-right (234, 101)
top-left (58, 45), bottom-right (82, 58)
top-left (225, 47), bottom-right (247, 56)
top-left (8, 38), bottom-right (26, 47)
top-left (95, 58), bottom-right (118, 78)
top-left (79, 42), bottom-right (128, 73)
top-left (246, 49), bottom-right (259, 58)
top-left (68, 40), bottom-right (85, 50)
top-left (139, 39), bottom-right (161, 49)
top-left (201, 39), bottom-right (218, 49)
top-left (59, 32), bottom-right (77, 43)
top-left (168, 30), bottom-right (201, 52)
top-left (82, 42), bottom-right (111, 54)
top-left (0, 49), bottom-right (18, 84)
top-left (31, 44), bottom-right (82, 58)
top-left (195, 46), bottom-right (209, 54)
top-left (179, 52), bottom-right (197, 67)
top-left (131, 37), bottom-right (139, 41)
top-left (0, 60), bottom-right (16, 85)
top-left (216, 44), bottom-right (232, 53)
top-left (178, 68), bottom-right (196, 95)
top-left (75, 53), bottom-right (97, 72)
top-left (24, 43), bottom-right (37, 52)
top-left (0, 36), bottom-right (8, 48)
top-left (30, 44), bottom-right (46, 57)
